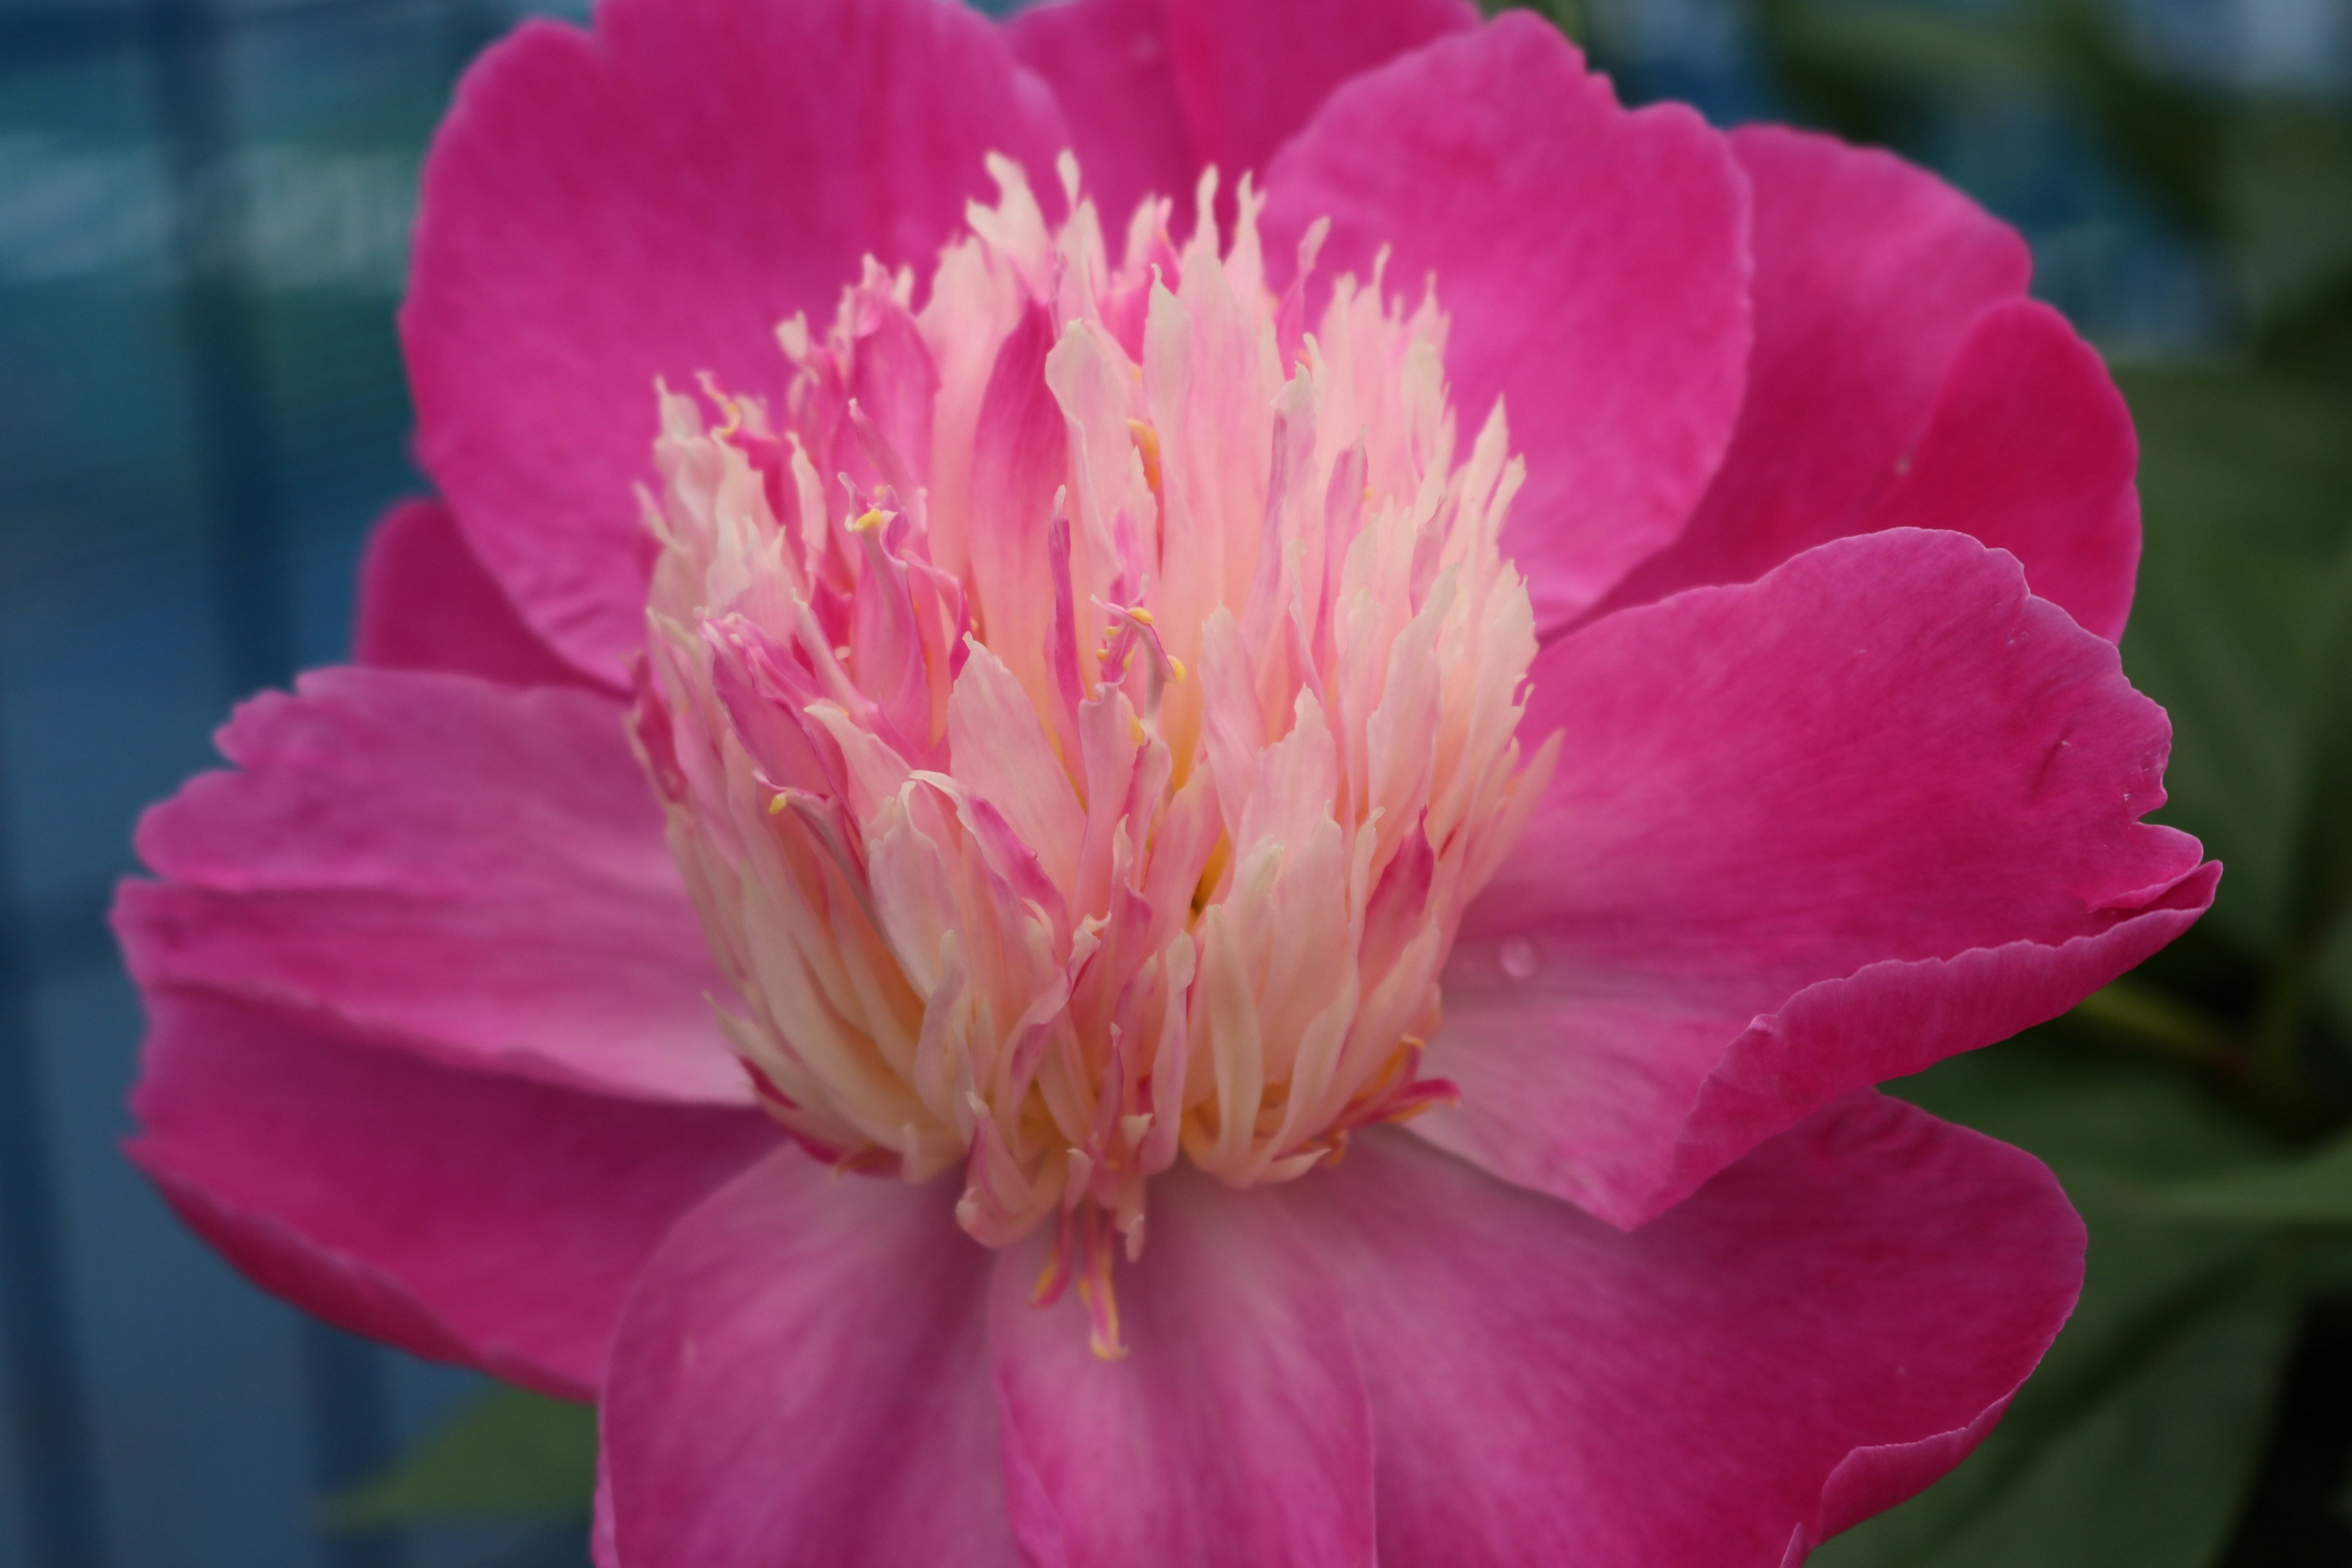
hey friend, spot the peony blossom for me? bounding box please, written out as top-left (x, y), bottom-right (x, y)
top-left (116, 0), bottom-right (2219, 1562)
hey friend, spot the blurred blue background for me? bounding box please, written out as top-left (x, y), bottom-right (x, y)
top-left (1, 0), bottom-right (2347, 1564)
top-left (0, 6), bottom-right (617, 1564)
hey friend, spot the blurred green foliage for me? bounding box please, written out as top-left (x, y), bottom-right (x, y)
top-left (326, 1386), bottom-right (595, 1532)
top-left (347, 0), bottom-right (2352, 1558)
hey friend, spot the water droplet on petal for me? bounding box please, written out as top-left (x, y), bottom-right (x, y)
top-left (1500, 938), bottom-right (1539, 981)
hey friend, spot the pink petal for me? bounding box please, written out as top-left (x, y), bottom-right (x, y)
top-left (1429, 528), bottom-right (2215, 1228)
top-left (1594, 125), bottom-right (2034, 620)
top-left (119, 666), bottom-right (745, 1105)
top-left (355, 499), bottom-right (606, 690)
top-left (1863, 299), bottom-right (2140, 641)
top-left (949, 640), bottom-right (1088, 902)
top-left (1280, 1102), bottom-right (2085, 1567)
top-left (1006, 0), bottom-right (1474, 232)
top-left (404, 0), bottom-right (1066, 681)
top-left (598, 1154), bottom-right (1014, 1568)
top-left (964, 303), bottom-right (1074, 752)
top-left (128, 990), bottom-right (775, 1399)
top-left (1262, 14), bottom-right (1752, 630)
top-left (990, 1175), bottom-right (1374, 1568)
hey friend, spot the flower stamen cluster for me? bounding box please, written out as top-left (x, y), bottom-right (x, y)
top-left (634, 157), bottom-right (1551, 1355)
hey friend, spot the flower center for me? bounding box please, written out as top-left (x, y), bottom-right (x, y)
top-left (635, 156), bottom-right (1552, 1355)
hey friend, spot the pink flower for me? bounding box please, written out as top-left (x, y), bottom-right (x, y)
top-left (115, 0), bottom-right (2217, 1563)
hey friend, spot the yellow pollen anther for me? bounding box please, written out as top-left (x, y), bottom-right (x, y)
top-left (1166, 655), bottom-right (1187, 684)
top-left (698, 373), bottom-right (745, 440)
top-left (1031, 1253), bottom-right (1066, 1307)
top-left (1126, 606), bottom-right (1154, 626)
top-left (850, 507), bottom-right (888, 533)
top-left (1079, 1251), bottom-right (1126, 1361)
top-left (766, 794), bottom-right (788, 816)
top-left (1126, 419), bottom-right (1163, 495)
top-left (1128, 715), bottom-right (1147, 746)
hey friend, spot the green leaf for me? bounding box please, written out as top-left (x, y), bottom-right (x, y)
top-left (2321, 913), bottom-right (2352, 1043)
top-left (1752, 0), bottom-right (2233, 238)
top-left (2152, 1128), bottom-right (2352, 1226)
top-left (2114, 367), bottom-right (2352, 959)
top-left (2224, 103), bottom-right (2352, 323)
top-left (1763, 2), bottom-right (2047, 89)
top-left (1476, 0), bottom-right (1584, 43)
top-left (1896, 1025), bottom-right (2276, 1182)
top-left (1816, 1276), bottom-right (2297, 1568)
top-left (2027, 0), bottom-right (2234, 241)
top-left (1812, 1036), bottom-right (2300, 1567)
top-left (326, 1385), bottom-right (598, 1531)
top-left (1746, 0), bottom-right (2032, 147)
top-left (2287, 545), bottom-right (2352, 972)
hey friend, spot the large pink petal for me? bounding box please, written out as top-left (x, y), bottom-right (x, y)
top-left (404, 0), bottom-right (1066, 682)
top-left (1006, 0), bottom-right (1474, 230)
top-left (1262, 14), bottom-right (1751, 631)
top-left (1862, 299), bottom-right (2141, 641)
top-left (1427, 528), bottom-right (2214, 1227)
top-left (355, 499), bottom-right (605, 690)
top-left (118, 665), bottom-right (744, 1105)
top-left (598, 1153), bottom-right (1014, 1568)
top-left (990, 1175), bottom-right (1374, 1568)
top-left (1282, 1101), bottom-right (2085, 1568)
top-left (1594, 125), bottom-right (2037, 619)
top-left (128, 990), bottom-right (775, 1400)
